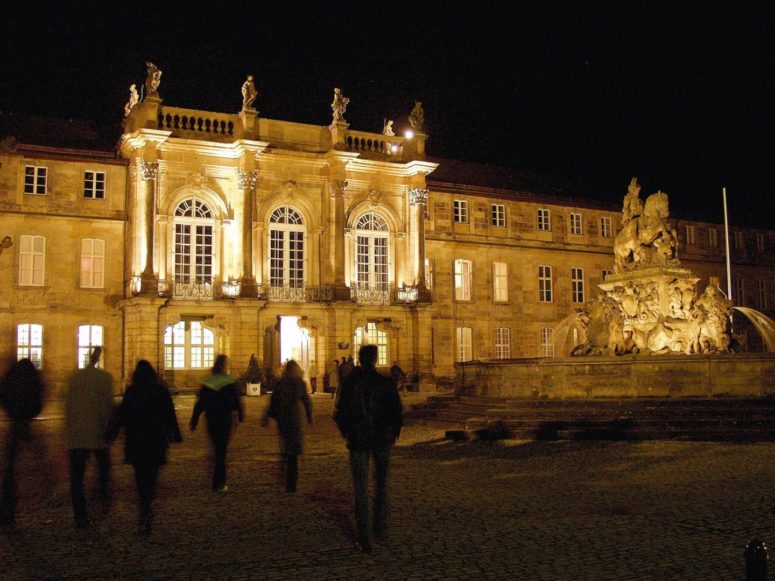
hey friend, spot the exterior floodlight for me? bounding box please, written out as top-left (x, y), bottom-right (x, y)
top-left (390, 143), bottom-right (399, 153)
top-left (404, 129), bottom-right (414, 140)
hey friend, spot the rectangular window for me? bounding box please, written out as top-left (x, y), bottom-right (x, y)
top-left (453, 200), bottom-right (468, 224)
top-left (454, 259), bottom-right (472, 301)
top-left (537, 208), bottom-right (551, 231)
top-left (83, 171), bottom-right (106, 199)
top-left (756, 233), bottom-right (765, 252)
top-left (495, 327), bottom-right (510, 359)
top-left (600, 216), bottom-right (613, 238)
top-left (571, 267), bottom-right (585, 304)
top-left (538, 265), bottom-right (553, 302)
top-left (424, 258), bottom-right (433, 291)
top-left (77, 325), bottom-right (103, 368)
top-left (80, 239), bottom-right (105, 288)
top-left (456, 327), bottom-right (472, 362)
top-left (569, 213), bottom-right (582, 235)
top-left (540, 327), bottom-right (554, 357)
top-left (17, 323), bottom-right (43, 368)
top-left (758, 279), bottom-right (767, 310)
top-left (685, 225), bottom-right (696, 245)
top-left (19, 235), bottom-right (45, 286)
top-left (491, 204), bottom-right (505, 227)
top-left (493, 262), bottom-right (508, 302)
top-left (24, 166), bottom-right (47, 195)
top-left (708, 228), bottom-right (719, 248)
top-left (735, 278), bottom-right (745, 306)
top-left (734, 231), bottom-right (744, 250)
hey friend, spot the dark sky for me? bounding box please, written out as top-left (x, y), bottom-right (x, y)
top-left (1, 2), bottom-right (772, 226)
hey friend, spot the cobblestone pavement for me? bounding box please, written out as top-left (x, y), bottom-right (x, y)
top-left (2, 392), bottom-right (775, 580)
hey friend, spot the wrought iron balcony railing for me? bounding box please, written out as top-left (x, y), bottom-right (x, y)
top-left (351, 284), bottom-right (391, 305)
top-left (171, 280), bottom-right (214, 301)
top-left (259, 284), bottom-right (335, 303)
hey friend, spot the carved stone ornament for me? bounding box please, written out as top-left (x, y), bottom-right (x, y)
top-left (409, 101), bottom-right (425, 131)
top-left (144, 62), bottom-right (162, 98)
top-left (331, 88), bottom-right (350, 123)
top-left (241, 75), bottom-right (257, 110)
top-left (188, 171), bottom-right (207, 188)
top-left (408, 188), bottom-right (428, 206)
top-left (140, 162), bottom-right (159, 181)
top-left (328, 179), bottom-right (348, 198)
top-left (124, 84), bottom-right (139, 117)
top-left (237, 170), bottom-right (258, 190)
top-left (367, 189), bottom-right (383, 207)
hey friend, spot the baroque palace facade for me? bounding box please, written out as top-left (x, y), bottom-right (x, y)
top-left (1, 70), bottom-right (774, 396)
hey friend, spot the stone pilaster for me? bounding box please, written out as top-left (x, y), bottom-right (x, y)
top-left (409, 188), bottom-right (431, 302)
top-left (140, 161), bottom-right (159, 295)
top-left (238, 170), bottom-right (259, 297)
top-left (329, 179), bottom-right (350, 300)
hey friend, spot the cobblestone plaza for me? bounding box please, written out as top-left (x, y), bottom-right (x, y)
top-left (2, 394), bottom-right (775, 580)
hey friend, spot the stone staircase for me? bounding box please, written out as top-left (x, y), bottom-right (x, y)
top-left (407, 395), bottom-right (775, 442)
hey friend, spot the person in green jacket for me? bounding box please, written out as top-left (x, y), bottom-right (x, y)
top-left (190, 355), bottom-right (244, 492)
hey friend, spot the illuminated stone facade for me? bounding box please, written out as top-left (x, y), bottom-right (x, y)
top-left (1, 83), bottom-right (774, 396)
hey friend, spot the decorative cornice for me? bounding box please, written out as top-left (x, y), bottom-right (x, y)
top-left (408, 188), bottom-right (428, 206)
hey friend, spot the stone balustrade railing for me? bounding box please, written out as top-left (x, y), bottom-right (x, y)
top-left (344, 129), bottom-right (404, 157)
top-left (159, 106), bottom-right (236, 138)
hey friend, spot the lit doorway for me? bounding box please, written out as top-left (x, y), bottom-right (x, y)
top-left (279, 316), bottom-right (309, 370)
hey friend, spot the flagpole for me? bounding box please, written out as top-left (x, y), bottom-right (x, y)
top-left (722, 186), bottom-right (734, 331)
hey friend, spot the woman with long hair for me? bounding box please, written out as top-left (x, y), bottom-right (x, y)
top-left (261, 360), bottom-right (313, 492)
top-left (109, 360), bottom-right (181, 535)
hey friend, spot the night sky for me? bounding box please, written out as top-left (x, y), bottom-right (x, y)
top-left (1, 2), bottom-right (772, 227)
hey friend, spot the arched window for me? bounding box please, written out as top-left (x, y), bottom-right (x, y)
top-left (269, 206), bottom-right (305, 290)
top-left (353, 322), bottom-right (388, 366)
top-left (163, 321), bottom-right (214, 369)
top-left (354, 213), bottom-right (389, 291)
top-left (173, 198), bottom-right (214, 298)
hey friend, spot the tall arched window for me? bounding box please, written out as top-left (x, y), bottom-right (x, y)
top-left (173, 198), bottom-right (214, 299)
top-left (163, 321), bottom-right (214, 369)
top-left (268, 206), bottom-right (305, 291)
top-left (355, 213), bottom-right (389, 292)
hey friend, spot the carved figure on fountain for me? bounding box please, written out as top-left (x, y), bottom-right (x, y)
top-left (693, 284), bottom-right (733, 353)
top-left (614, 190), bottom-right (680, 273)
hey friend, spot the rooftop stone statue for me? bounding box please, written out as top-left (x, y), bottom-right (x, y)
top-left (331, 88), bottom-right (350, 123)
top-left (241, 75), bottom-right (257, 110)
top-left (145, 62), bottom-right (162, 98)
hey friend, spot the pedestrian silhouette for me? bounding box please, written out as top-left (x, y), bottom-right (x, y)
top-left (65, 347), bottom-right (114, 529)
top-left (333, 345), bottom-right (403, 552)
top-left (108, 360), bottom-right (181, 535)
top-left (0, 358), bottom-right (44, 527)
top-left (190, 355), bottom-right (244, 492)
top-left (261, 360), bottom-right (312, 492)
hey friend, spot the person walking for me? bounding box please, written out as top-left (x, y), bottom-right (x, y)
top-left (261, 360), bottom-right (313, 492)
top-left (190, 355), bottom-right (243, 492)
top-left (108, 360), bottom-right (181, 535)
top-left (329, 359), bottom-right (340, 399)
top-left (65, 347), bottom-right (114, 529)
top-left (333, 345), bottom-right (403, 553)
top-left (0, 358), bottom-right (44, 527)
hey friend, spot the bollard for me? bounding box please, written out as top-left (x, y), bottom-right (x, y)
top-left (746, 538), bottom-right (768, 581)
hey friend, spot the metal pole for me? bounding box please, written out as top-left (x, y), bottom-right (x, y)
top-left (723, 187), bottom-right (734, 332)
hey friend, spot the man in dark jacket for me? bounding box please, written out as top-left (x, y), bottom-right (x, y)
top-left (333, 345), bottom-right (403, 553)
top-left (190, 355), bottom-right (244, 492)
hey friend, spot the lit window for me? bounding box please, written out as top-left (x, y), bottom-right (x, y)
top-left (756, 233), bottom-right (765, 252)
top-left (353, 322), bottom-right (388, 366)
top-left (270, 206), bottom-right (305, 289)
top-left (685, 225), bottom-right (696, 245)
top-left (84, 171), bottom-right (106, 199)
top-left (454, 259), bottom-right (472, 301)
top-left (758, 279), bottom-right (767, 310)
top-left (17, 323), bottom-right (43, 368)
top-left (173, 198), bottom-right (214, 298)
top-left (538, 265), bottom-right (553, 302)
top-left (24, 166), bottom-right (47, 195)
top-left (453, 200), bottom-right (468, 224)
top-left (537, 208), bottom-right (551, 231)
top-left (77, 325), bottom-right (103, 368)
top-left (708, 228), bottom-right (718, 248)
top-left (491, 204), bottom-right (505, 227)
top-left (569, 213), bottom-right (582, 236)
top-left (163, 321), bottom-right (214, 369)
top-left (456, 327), bottom-right (472, 362)
top-left (493, 262), bottom-right (508, 302)
top-left (19, 235), bottom-right (45, 286)
top-left (600, 217), bottom-right (613, 238)
top-left (735, 278), bottom-right (745, 306)
top-left (571, 267), bottom-right (585, 304)
top-left (540, 327), bottom-right (554, 357)
top-left (495, 328), bottom-right (510, 359)
top-left (80, 239), bottom-right (105, 288)
top-left (355, 213), bottom-right (389, 292)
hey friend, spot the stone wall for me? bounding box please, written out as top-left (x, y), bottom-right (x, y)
top-left (457, 353), bottom-right (775, 398)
